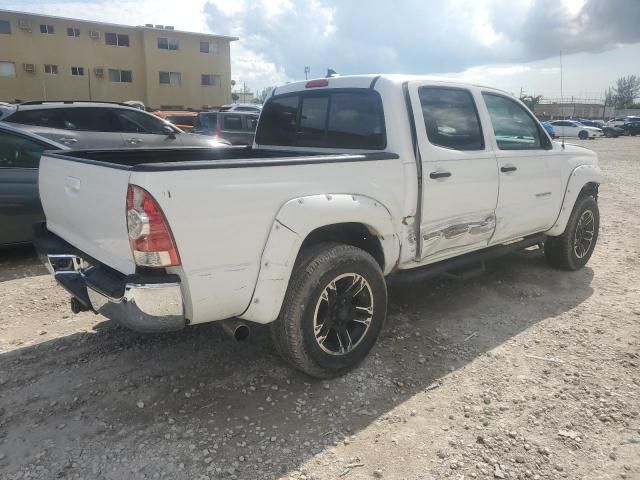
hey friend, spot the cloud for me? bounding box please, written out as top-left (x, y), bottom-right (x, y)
top-left (7, 0), bottom-right (640, 91)
top-left (203, 0), bottom-right (640, 86)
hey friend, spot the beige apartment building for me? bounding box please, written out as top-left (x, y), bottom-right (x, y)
top-left (0, 9), bottom-right (238, 109)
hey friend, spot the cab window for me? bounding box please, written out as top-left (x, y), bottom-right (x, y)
top-left (418, 87), bottom-right (484, 151)
top-left (482, 93), bottom-right (546, 150)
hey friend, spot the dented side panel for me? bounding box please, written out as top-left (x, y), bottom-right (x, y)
top-left (421, 213), bottom-right (496, 257)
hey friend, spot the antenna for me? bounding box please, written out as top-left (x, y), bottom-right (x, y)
top-left (560, 50), bottom-right (565, 149)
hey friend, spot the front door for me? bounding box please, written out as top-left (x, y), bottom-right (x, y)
top-left (408, 83), bottom-right (500, 262)
top-left (480, 92), bottom-right (563, 244)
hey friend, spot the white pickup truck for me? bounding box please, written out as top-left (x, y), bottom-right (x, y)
top-left (35, 75), bottom-right (602, 378)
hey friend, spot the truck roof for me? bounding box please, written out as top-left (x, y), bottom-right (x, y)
top-left (271, 74), bottom-right (510, 97)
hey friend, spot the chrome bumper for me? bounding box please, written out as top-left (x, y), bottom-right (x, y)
top-left (45, 253), bottom-right (185, 333)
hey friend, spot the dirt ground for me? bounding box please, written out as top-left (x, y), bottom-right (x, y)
top-left (0, 138), bottom-right (639, 480)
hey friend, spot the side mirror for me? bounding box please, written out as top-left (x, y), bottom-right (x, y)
top-left (162, 125), bottom-right (176, 139)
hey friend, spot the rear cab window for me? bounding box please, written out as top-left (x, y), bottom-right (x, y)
top-left (255, 89), bottom-right (386, 149)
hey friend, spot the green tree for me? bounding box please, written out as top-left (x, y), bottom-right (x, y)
top-left (606, 75), bottom-right (640, 108)
top-left (519, 94), bottom-right (543, 111)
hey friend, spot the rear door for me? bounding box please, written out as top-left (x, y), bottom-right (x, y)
top-left (480, 92), bottom-right (562, 243)
top-left (0, 130), bottom-right (50, 245)
top-left (407, 82), bottom-right (499, 261)
top-left (52, 108), bottom-right (127, 148)
top-left (5, 107), bottom-right (126, 148)
top-left (112, 108), bottom-right (183, 147)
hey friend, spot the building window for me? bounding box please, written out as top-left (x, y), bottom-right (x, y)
top-left (199, 41), bottom-right (219, 54)
top-left (44, 64), bottom-right (59, 75)
top-left (201, 74), bottom-right (221, 86)
top-left (159, 71), bottom-right (181, 85)
top-left (158, 37), bottom-right (179, 50)
top-left (108, 69), bottom-right (133, 83)
top-left (71, 66), bottom-right (85, 76)
top-left (67, 27), bottom-right (80, 37)
top-left (0, 20), bottom-right (10, 34)
top-left (105, 32), bottom-right (129, 47)
top-left (0, 61), bottom-right (16, 77)
top-left (39, 24), bottom-right (54, 34)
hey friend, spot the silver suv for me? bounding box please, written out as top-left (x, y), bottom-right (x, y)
top-left (2, 101), bottom-right (230, 149)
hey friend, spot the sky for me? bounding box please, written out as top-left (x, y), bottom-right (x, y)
top-left (7, 0), bottom-right (640, 99)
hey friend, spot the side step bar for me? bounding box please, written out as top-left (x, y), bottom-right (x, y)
top-left (393, 234), bottom-right (546, 284)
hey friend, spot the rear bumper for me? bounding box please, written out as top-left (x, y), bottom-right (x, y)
top-left (34, 226), bottom-right (186, 333)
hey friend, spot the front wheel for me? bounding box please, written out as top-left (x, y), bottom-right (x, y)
top-left (545, 195), bottom-right (599, 270)
top-left (578, 130), bottom-right (589, 140)
top-left (271, 243), bottom-right (387, 378)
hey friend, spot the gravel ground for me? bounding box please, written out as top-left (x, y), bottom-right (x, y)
top-left (0, 138), bottom-right (639, 480)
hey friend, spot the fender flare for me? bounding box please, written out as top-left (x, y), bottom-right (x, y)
top-left (546, 164), bottom-right (603, 237)
top-left (239, 194), bottom-right (400, 324)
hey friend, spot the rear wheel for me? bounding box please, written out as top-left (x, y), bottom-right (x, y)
top-left (545, 195), bottom-right (599, 270)
top-left (271, 243), bottom-right (387, 378)
top-left (604, 130), bottom-right (615, 138)
top-left (578, 130), bottom-right (589, 140)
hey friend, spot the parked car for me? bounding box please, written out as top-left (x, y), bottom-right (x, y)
top-left (220, 103), bottom-right (262, 113)
top-left (623, 122), bottom-right (640, 136)
top-left (549, 120), bottom-right (602, 139)
top-left (606, 116), bottom-right (640, 129)
top-left (34, 74), bottom-right (602, 378)
top-left (569, 118), bottom-right (601, 128)
top-left (2, 101), bottom-right (230, 149)
top-left (541, 121), bottom-right (555, 138)
top-left (192, 111), bottom-right (259, 145)
top-left (123, 100), bottom-right (146, 111)
top-left (153, 110), bottom-right (198, 132)
top-left (0, 122), bottom-right (67, 246)
top-left (601, 125), bottom-right (626, 138)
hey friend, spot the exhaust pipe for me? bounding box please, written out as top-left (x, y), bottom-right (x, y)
top-left (220, 319), bottom-right (250, 342)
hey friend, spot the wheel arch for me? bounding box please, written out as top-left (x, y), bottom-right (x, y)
top-left (546, 165), bottom-right (603, 237)
top-left (239, 194), bottom-right (400, 324)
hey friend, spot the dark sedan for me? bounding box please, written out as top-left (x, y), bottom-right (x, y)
top-left (0, 122), bottom-right (67, 246)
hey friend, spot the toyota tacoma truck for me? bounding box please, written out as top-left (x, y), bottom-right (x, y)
top-left (34, 75), bottom-right (602, 378)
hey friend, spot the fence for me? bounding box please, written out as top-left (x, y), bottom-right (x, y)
top-left (533, 98), bottom-right (640, 120)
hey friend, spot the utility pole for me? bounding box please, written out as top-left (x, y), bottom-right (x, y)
top-left (304, 66), bottom-right (310, 80)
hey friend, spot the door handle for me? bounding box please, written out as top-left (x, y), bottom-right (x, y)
top-left (127, 138), bottom-right (143, 144)
top-left (500, 165), bottom-right (517, 173)
top-left (60, 137), bottom-right (78, 144)
top-left (429, 171), bottom-right (452, 179)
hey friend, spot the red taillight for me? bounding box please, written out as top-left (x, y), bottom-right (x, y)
top-left (212, 129), bottom-right (221, 137)
top-left (126, 184), bottom-right (180, 267)
top-left (305, 79), bottom-right (329, 88)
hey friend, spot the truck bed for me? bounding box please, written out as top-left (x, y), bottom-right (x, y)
top-left (38, 146), bottom-right (404, 324)
top-left (45, 147), bottom-right (397, 171)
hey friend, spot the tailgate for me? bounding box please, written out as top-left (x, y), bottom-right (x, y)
top-left (38, 154), bottom-right (136, 275)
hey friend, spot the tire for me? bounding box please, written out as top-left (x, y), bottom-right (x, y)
top-left (545, 195), bottom-right (599, 271)
top-left (604, 130), bottom-right (615, 138)
top-left (270, 243), bottom-right (387, 378)
top-left (578, 130), bottom-right (589, 140)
